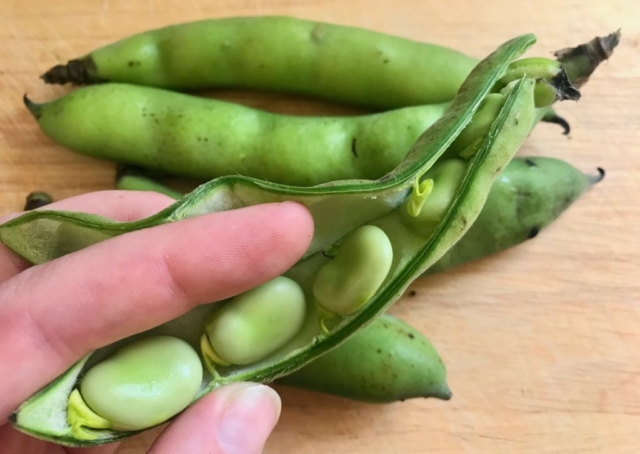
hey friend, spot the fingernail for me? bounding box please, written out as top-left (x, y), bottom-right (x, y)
top-left (217, 383), bottom-right (281, 453)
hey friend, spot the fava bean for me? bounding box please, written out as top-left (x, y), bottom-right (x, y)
top-left (313, 225), bottom-right (393, 317)
top-left (203, 276), bottom-right (306, 367)
top-left (70, 336), bottom-right (202, 435)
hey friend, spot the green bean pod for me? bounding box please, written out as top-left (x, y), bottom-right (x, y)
top-left (1, 35), bottom-right (554, 446)
top-left (276, 314), bottom-right (450, 403)
top-left (24, 89), bottom-right (449, 187)
top-left (41, 16), bottom-right (478, 109)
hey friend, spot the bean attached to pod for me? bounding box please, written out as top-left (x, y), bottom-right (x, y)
top-left (68, 336), bottom-right (202, 437)
top-left (202, 276), bottom-right (307, 368)
top-left (313, 225), bottom-right (393, 317)
top-left (400, 159), bottom-right (468, 238)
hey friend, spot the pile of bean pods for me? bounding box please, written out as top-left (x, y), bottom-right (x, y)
top-left (2, 16), bottom-right (619, 447)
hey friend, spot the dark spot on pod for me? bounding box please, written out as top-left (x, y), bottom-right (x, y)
top-left (351, 138), bottom-right (358, 158)
top-left (409, 290), bottom-right (417, 297)
top-left (461, 216), bottom-right (467, 227)
top-left (377, 348), bottom-right (382, 354)
top-left (494, 166), bottom-right (503, 176)
top-left (408, 333), bottom-right (415, 340)
top-left (383, 59), bottom-right (389, 64)
top-left (525, 158), bottom-right (537, 168)
top-left (528, 226), bottom-right (540, 239)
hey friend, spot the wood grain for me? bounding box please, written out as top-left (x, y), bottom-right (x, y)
top-left (1, 0), bottom-right (639, 453)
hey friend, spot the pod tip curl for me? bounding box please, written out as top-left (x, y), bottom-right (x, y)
top-left (23, 94), bottom-right (43, 119)
top-left (542, 114), bottom-right (571, 135)
top-left (594, 167), bottom-right (606, 183)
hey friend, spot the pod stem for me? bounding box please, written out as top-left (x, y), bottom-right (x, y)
top-left (40, 56), bottom-right (101, 85)
top-left (554, 30), bottom-right (621, 89)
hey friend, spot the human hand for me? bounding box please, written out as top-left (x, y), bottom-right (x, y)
top-left (0, 190), bottom-right (314, 454)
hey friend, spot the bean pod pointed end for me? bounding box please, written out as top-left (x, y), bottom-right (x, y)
top-left (541, 113), bottom-right (571, 135)
top-left (24, 191), bottom-right (54, 211)
top-left (23, 94), bottom-right (43, 120)
top-left (427, 382), bottom-right (453, 401)
top-left (590, 167), bottom-right (606, 185)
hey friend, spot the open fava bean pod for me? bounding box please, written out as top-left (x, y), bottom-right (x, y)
top-left (0, 34), bottom-right (570, 446)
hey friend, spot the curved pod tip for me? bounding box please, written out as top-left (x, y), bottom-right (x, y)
top-left (543, 114), bottom-right (571, 135)
top-left (23, 94), bottom-right (43, 119)
top-left (591, 167), bottom-right (606, 184)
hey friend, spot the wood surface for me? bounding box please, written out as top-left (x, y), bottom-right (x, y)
top-left (1, 0), bottom-right (639, 453)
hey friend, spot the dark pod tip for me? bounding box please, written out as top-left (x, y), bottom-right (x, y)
top-left (8, 412), bottom-right (17, 424)
top-left (40, 57), bottom-right (100, 85)
top-left (551, 70), bottom-right (581, 102)
top-left (24, 191), bottom-right (54, 210)
top-left (23, 94), bottom-right (43, 119)
top-left (592, 167), bottom-right (606, 184)
top-left (554, 30), bottom-right (621, 89)
top-left (542, 114), bottom-right (571, 135)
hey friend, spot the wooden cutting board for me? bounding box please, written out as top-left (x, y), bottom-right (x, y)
top-left (1, 0), bottom-right (639, 453)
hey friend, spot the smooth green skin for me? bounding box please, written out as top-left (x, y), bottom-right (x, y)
top-left (27, 84), bottom-right (448, 186)
top-left (400, 159), bottom-right (468, 238)
top-left (428, 156), bottom-right (597, 273)
top-left (2, 36), bottom-right (542, 446)
top-left (79, 336), bottom-right (203, 431)
top-left (206, 276), bottom-right (307, 365)
top-left (276, 314), bottom-right (450, 403)
top-left (45, 16), bottom-right (477, 109)
top-left (313, 225), bottom-right (394, 316)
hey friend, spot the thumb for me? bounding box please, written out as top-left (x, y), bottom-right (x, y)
top-left (148, 382), bottom-right (281, 454)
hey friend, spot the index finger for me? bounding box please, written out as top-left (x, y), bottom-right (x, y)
top-left (0, 190), bottom-right (176, 281)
